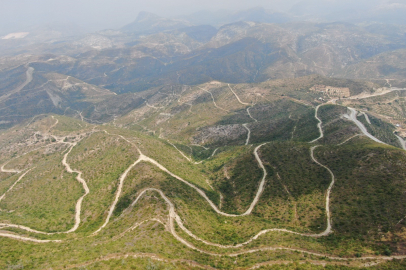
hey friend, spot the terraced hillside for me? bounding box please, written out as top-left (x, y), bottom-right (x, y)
top-left (1, 78), bottom-right (406, 270)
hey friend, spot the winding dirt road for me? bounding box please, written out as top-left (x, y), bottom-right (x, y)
top-left (396, 134), bottom-right (406, 150)
top-left (0, 127), bottom-right (93, 236)
top-left (2, 86), bottom-right (406, 267)
top-left (92, 157), bottom-right (143, 235)
top-left (0, 232), bottom-right (61, 243)
top-left (310, 105), bottom-right (323, 143)
top-left (0, 162), bottom-right (21, 173)
top-left (309, 146), bottom-right (334, 236)
top-left (198, 87), bottom-right (229, 112)
top-left (1, 129), bottom-right (336, 244)
top-left (62, 142), bottom-right (90, 233)
top-left (228, 84), bottom-right (250, 106)
top-left (3, 130), bottom-right (401, 267)
top-left (242, 124), bottom-right (251, 145)
top-left (226, 84), bottom-right (257, 146)
top-left (247, 107), bottom-right (257, 122)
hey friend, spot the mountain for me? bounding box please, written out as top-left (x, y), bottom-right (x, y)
top-left (121, 11), bottom-right (192, 35)
top-left (2, 20), bottom-right (406, 100)
top-left (0, 62), bottom-right (116, 128)
top-left (290, 0), bottom-right (406, 25)
top-left (228, 7), bottom-right (292, 24)
top-left (2, 8), bottom-right (406, 269)
top-left (175, 25), bottom-right (218, 43)
top-left (181, 7), bottom-right (292, 27)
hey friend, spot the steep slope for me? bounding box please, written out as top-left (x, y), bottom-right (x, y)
top-left (0, 65), bottom-right (116, 128)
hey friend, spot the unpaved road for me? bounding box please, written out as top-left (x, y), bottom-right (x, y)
top-left (337, 134), bottom-right (362, 146)
top-left (227, 85), bottom-right (255, 146)
top-left (0, 162), bottom-right (21, 173)
top-left (247, 107), bottom-right (257, 122)
top-left (0, 67), bottom-right (34, 102)
top-left (0, 142), bottom-right (90, 235)
top-left (3, 132), bottom-right (400, 267)
top-left (396, 134), bottom-right (406, 150)
top-left (62, 143), bottom-right (90, 233)
top-left (1, 132), bottom-right (335, 244)
top-left (228, 84), bottom-right (250, 106)
top-left (167, 141), bottom-right (204, 165)
top-left (199, 87), bottom-right (229, 112)
top-left (0, 169), bottom-right (33, 202)
top-left (310, 105), bottom-right (323, 143)
top-left (92, 156), bottom-right (143, 235)
top-left (346, 87), bottom-right (406, 100)
top-left (0, 131), bottom-right (336, 263)
top-left (309, 146), bottom-right (334, 236)
top-left (360, 111), bottom-right (371, 124)
top-left (0, 232), bottom-right (61, 243)
top-left (0, 129), bottom-right (92, 236)
top-left (242, 124), bottom-right (251, 145)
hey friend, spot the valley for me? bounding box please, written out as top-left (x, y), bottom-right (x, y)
top-left (1, 7), bottom-right (406, 269)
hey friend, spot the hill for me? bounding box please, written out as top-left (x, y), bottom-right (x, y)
top-left (1, 76), bottom-right (406, 269)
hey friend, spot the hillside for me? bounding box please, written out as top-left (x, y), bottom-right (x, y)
top-left (1, 18), bottom-right (406, 96)
top-left (2, 9), bottom-right (406, 269)
top-left (1, 75), bottom-right (406, 269)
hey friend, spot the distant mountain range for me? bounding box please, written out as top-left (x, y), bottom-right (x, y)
top-left (0, 7), bottom-right (406, 127)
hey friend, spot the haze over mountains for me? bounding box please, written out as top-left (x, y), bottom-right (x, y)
top-left (1, 0), bottom-right (406, 34)
top-left (1, 5), bottom-right (406, 128)
top-left (3, 2), bottom-right (406, 269)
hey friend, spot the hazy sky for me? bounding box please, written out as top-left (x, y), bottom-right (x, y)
top-left (0, 0), bottom-right (404, 34)
top-left (0, 0), bottom-right (301, 33)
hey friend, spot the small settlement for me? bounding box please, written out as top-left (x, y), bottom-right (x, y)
top-left (310, 85), bottom-right (350, 98)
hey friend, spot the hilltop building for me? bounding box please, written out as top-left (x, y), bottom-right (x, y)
top-left (310, 85), bottom-right (350, 98)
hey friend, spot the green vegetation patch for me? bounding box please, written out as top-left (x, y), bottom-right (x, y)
top-left (67, 131), bottom-right (140, 233)
top-left (316, 140), bottom-right (406, 239)
top-left (256, 142), bottom-right (330, 232)
top-left (0, 152), bottom-right (83, 232)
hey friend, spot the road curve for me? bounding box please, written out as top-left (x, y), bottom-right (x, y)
top-left (310, 105), bottom-right (324, 143)
top-left (347, 107), bottom-right (387, 145)
top-left (121, 185), bottom-right (400, 265)
top-left (1, 161), bottom-right (21, 173)
top-left (198, 87), bottom-right (229, 112)
top-left (62, 143), bottom-right (91, 233)
top-left (0, 137), bottom-right (91, 235)
top-left (228, 84), bottom-right (250, 106)
top-left (247, 107), bottom-right (258, 122)
top-left (395, 134), bottom-right (406, 150)
top-left (1, 133), bottom-right (335, 250)
top-left (96, 143), bottom-right (269, 221)
top-left (309, 146), bottom-right (334, 236)
top-left (138, 144), bottom-right (268, 217)
top-left (112, 144), bottom-right (336, 250)
top-left (92, 157), bottom-right (143, 235)
top-left (242, 124), bottom-right (251, 145)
